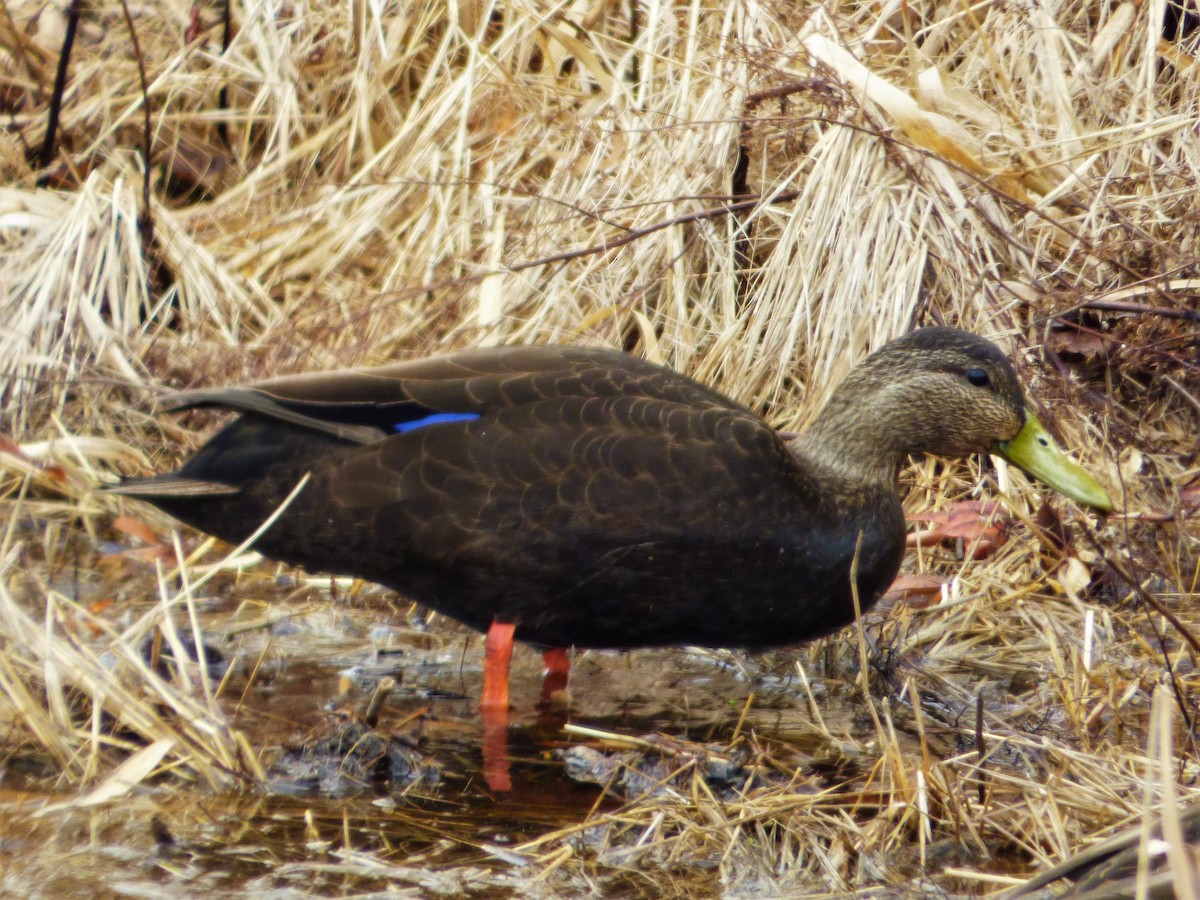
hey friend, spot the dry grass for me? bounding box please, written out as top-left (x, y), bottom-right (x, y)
top-left (1, 0), bottom-right (1198, 894)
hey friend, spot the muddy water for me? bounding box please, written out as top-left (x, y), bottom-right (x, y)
top-left (0, 552), bottom-right (887, 897)
top-left (0, 505), bottom-right (925, 898)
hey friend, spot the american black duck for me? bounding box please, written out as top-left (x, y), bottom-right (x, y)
top-left (111, 327), bottom-right (1111, 707)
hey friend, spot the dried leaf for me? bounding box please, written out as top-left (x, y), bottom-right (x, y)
top-left (1034, 500), bottom-right (1070, 554)
top-left (1182, 482), bottom-right (1200, 509)
top-left (34, 740), bottom-right (174, 816)
top-left (908, 501), bottom-right (1010, 558)
top-left (1053, 557), bottom-right (1093, 600)
top-left (112, 515), bottom-right (165, 547)
top-left (0, 434), bottom-right (31, 461)
top-left (1119, 447), bottom-right (1144, 481)
top-left (881, 574), bottom-right (948, 608)
top-left (1046, 325), bottom-right (1116, 358)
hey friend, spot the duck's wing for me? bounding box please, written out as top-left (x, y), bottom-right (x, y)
top-left (162, 346), bottom-right (751, 443)
top-left (126, 344), bottom-right (814, 549)
top-left (305, 346), bottom-right (813, 550)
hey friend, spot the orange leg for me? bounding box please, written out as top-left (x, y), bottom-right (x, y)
top-left (482, 621), bottom-right (516, 710)
top-left (539, 647), bottom-right (570, 708)
top-left (543, 647), bottom-right (570, 676)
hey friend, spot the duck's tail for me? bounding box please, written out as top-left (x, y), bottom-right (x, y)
top-left (105, 474), bottom-right (241, 500)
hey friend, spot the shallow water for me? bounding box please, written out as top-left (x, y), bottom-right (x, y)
top-left (0, 639), bottom-right (845, 898)
top-left (0, 525), bottom-right (914, 897)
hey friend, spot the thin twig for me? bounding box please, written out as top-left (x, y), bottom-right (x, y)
top-left (118, 0), bottom-right (155, 251)
top-left (37, 0), bottom-right (83, 180)
top-left (217, 0), bottom-right (233, 150)
top-left (1059, 299), bottom-right (1200, 323)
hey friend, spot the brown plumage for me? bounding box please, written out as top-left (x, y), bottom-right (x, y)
top-left (110, 327), bottom-right (1110, 651)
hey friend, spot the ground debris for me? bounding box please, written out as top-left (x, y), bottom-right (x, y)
top-left (557, 729), bottom-right (782, 800)
top-left (269, 678), bottom-right (441, 797)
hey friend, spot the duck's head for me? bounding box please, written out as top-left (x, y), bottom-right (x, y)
top-left (799, 327), bottom-right (1112, 511)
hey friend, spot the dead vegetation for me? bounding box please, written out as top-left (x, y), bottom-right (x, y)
top-left (1, 0), bottom-right (1198, 895)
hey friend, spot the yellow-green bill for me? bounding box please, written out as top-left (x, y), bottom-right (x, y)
top-left (995, 411), bottom-right (1112, 512)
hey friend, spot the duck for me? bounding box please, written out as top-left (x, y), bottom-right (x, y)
top-left (110, 327), bottom-right (1112, 710)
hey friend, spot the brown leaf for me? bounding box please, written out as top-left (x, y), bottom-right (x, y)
top-left (185, 2), bottom-right (204, 43)
top-left (0, 434), bottom-right (33, 462)
top-left (908, 501), bottom-right (1010, 558)
top-left (40, 462), bottom-right (68, 483)
top-left (167, 139), bottom-right (231, 193)
top-left (880, 574), bottom-right (947, 609)
top-left (112, 515), bottom-right (164, 546)
top-left (1181, 481), bottom-right (1200, 509)
top-left (908, 499), bottom-right (1001, 527)
top-left (1033, 500), bottom-right (1070, 553)
top-left (1046, 325), bottom-right (1115, 358)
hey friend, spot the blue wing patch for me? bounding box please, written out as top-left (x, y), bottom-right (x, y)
top-left (391, 412), bottom-right (481, 434)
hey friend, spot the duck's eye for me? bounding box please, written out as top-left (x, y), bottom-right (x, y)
top-left (966, 368), bottom-right (990, 387)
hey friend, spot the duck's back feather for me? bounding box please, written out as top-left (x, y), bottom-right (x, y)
top-left (163, 346), bottom-right (748, 438)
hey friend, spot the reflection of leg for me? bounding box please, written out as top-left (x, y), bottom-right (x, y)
top-left (539, 647), bottom-right (570, 707)
top-left (482, 621), bottom-right (515, 710)
top-left (481, 621), bottom-right (516, 792)
top-left (481, 704), bottom-right (512, 792)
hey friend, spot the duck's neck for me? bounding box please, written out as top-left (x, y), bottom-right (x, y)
top-left (786, 424), bottom-right (905, 489)
top-left (785, 367), bottom-right (928, 488)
